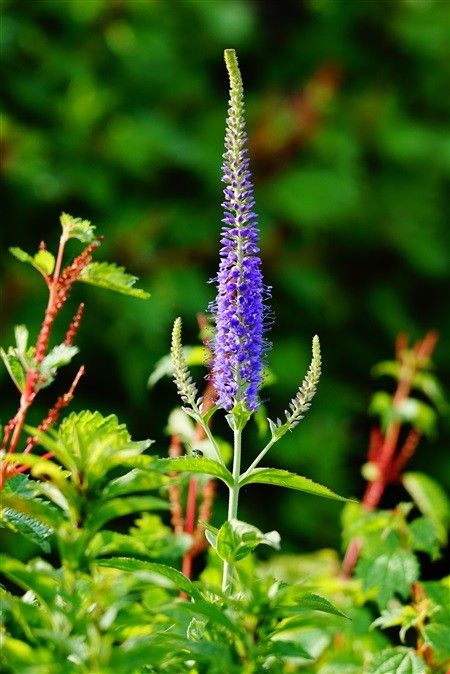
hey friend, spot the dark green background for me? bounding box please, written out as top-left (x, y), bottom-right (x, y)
top-left (1, 0), bottom-right (449, 551)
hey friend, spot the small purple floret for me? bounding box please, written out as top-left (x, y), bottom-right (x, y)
top-left (210, 51), bottom-right (270, 412)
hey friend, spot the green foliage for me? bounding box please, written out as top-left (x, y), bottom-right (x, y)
top-left (239, 466), bottom-right (350, 501)
top-left (1, 11), bottom-right (450, 672)
top-left (0, 474), bottom-right (58, 552)
top-left (210, 518), bottom-right (281, 563)
top-left (9, 246), bottom-right (55, 276)
top-left (365, 648), bottom-right (427, 674)
top-left (60, 212), bottom-right (96, 243)
top-left (78, 261), bottom-right (150, 299)
top-left (357, 549), bottom-right (419, 609)
top-left (403, 472), bottom-right (450, 544)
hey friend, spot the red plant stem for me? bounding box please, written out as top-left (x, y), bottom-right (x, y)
top-left (181, 475), bottom-right (198, 579)
top-left (23, 365), bottom-right (85, 454)
top-left (391, 428), bottom-right (421, 478)
top-left (178, 314), bottom-right (217, 583)
top-left (341, 331), bottom-right (438, 578)
top-left (0, 234), bottom-right (98, 489)
top-left (168, 435), bottom-right (184, 534)
top-left (64, 303), bottom-right (85, 346)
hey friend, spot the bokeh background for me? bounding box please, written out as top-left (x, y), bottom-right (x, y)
top-left (1, 0), bottom-right (449, 553)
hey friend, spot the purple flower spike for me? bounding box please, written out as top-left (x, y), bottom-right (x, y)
top-left (210, 49), bottom-right (270, 412)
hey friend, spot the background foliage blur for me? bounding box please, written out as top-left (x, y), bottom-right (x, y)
top-left (1, 0), bottom-right (449, 552)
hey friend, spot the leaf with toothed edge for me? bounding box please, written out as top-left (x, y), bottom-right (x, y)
top-left (60, 212), bottom-right (96, 242)
top-left (239, 467), bottom-right (352, 502)
top-left (154, 456), bottom-right (233, 486)
top-left (78, 261), bottom-right (149, 298)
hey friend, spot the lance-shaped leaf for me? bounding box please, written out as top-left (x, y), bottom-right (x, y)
top-left (0, 555), bottom-right (60, 606)
top-left (155, 456), bottom-right (233, 486)
top-left (101, 468), bottom-right (166, 499)
top-left (78, 261), bottom-right (149, 298)
top-left (95, 557), bottom-right (200, 598)
top-left (0, 509), bottom-right (53, 553)
top-left (239, 467), bottom-right (351, 502)
top-left (84, 495), bottom-right (169, 536)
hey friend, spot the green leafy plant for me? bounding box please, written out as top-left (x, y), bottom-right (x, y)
top-left (1, 48), bottom-right (448, 674)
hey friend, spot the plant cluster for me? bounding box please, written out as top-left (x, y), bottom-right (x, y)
top-left (1, 50), bottom-right (449, 674)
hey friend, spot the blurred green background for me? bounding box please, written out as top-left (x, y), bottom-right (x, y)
top-left (1, 0), bottom-right (449, 552)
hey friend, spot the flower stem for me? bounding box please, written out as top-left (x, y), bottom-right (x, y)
top-left (222, 426), bottom-right (242, 593)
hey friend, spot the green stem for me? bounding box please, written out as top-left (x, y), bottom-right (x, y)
top-left (222, 426), bottom-right (242, 593)
top-left (240, 435), bottom-right (279, 482)
top-left (195, 412), bottom-right (226, 466)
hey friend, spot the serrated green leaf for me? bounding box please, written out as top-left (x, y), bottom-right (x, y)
top-left (403, 472), bottom-right (450, 544)
top-left (26, 411), bottom-right (152, 489)
top-left (423, 623), bottom-right (450, 659)
top-left (356, 549), bottom-right (419, 608)
top-left (95, 556), bottom-right (200, 598)
top-left (408, 517), bottom-right (441, 559)
top-left (294, 592), bottom-right (349, 618)
top-left (78, 261), bottom-right (149, 298)
top-left (0, 508), bottom-right (53, 552)
top-left (365, 647), bottom-right (426, 674)
top-left (1, 473), bottom-right (62, 531)
top-left (215, 519), bottom-right (280, 563)
top-left (85, 495), bottom-right (169, 536)
top-left (60, 212), bottom-right (96, 242)
top-left (155, 456), bottom-right (233, 486)
top-left (239, 467), bottom-right (351, 502)
top-left (32, 249), bottom-right (55, 275)
top-left (101, 468), bottom-right (165, 499)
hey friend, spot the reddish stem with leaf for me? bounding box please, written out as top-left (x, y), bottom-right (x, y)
top-left (0, 232), bottom-right (100, 488)
top-left (167, 313), bottom-right (217, 583)
top-left (341, 331), bottom-right (438, 578)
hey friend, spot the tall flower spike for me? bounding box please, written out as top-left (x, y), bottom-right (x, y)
top-left (171, 317), bottom-right (199, 409)
top-left (283, 335), bottom-right (321, 429)
top-left (210, 49), bottom-right (269, 412)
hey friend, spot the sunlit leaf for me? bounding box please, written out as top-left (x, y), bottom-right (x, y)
top-left (240, 467), bottom-right (351, 502)
top-left (356, 550), bottom-right (419, 608)
top-left (365, 647), bottom-right (426, 674)
top-left (403, 472), bottom-right (450, 544)
top-left (78, 261), bottom-right (149, 298)
top-left (60, 212), bottom-right (96, 242)
top-left (155, 456), bottom-right (233, 486)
